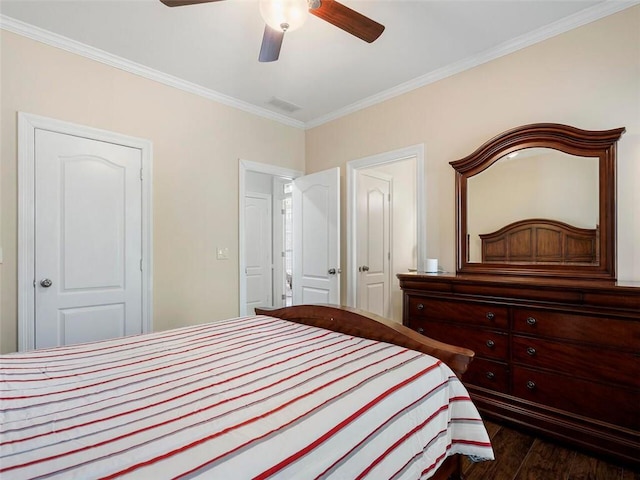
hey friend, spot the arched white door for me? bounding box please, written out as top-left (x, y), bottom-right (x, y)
top-left (292, 167), bottom-right (340, 305)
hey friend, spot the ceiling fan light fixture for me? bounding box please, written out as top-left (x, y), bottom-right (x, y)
top-left (260, 0), bottom-right (309, 32)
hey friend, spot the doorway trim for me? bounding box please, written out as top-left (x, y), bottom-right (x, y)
top-left (346, 144), bottom-right (425, 308)
top-left (17, 112), bottom-right (154, 351)
top-left (239, 159), bottom-right (302, 316)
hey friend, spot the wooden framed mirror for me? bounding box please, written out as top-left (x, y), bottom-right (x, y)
top-left (450, 123), bottom-right (625, 280)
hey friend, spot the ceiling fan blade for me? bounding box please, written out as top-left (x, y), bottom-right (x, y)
top-left (310, 0), bottom-right (384, 43)
top-left (259, 25), bottom-right (285, 63)
top-left (159, 0), bottom-right (224, 7)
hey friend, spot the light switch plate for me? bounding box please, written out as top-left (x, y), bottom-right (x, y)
top-left (216, 247), bottom-right (229, 260)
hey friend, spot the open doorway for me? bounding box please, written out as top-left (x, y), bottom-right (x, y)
top-left (239, 160), bottom-right (301, 316)
top-left (346, 145), bottom-right (425, 323)
top-left (239, 161), bottom-right (341, 316)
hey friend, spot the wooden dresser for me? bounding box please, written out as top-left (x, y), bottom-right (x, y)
top-left (398, 272), bottom-right (640, 467)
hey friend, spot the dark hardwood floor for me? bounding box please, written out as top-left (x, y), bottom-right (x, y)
top-left (462, 420), bottom-right (640, 480)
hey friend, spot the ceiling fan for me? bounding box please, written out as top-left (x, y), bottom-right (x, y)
top-left (159, 0), bottom-right (385, 62)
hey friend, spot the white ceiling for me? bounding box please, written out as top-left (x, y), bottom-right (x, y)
top-left (1, 0), bottom-right (635, 128)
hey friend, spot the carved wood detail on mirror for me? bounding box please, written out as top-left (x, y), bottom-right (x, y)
top-left (450, 123), bottom-right (625, 280)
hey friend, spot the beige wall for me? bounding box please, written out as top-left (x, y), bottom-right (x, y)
top-left (0, 31), bottom-right (305, 353)
top-left (306, 7), bottom-right (640, 288)
top-left (2, 6), bottom-right (639, 353)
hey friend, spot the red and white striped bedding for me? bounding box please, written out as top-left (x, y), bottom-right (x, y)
top-left (0, 315), bottom-right (493, 479)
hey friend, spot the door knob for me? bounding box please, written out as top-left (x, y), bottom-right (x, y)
top-left (359, 265), bottom-right (370, 272)
top-left (328, 268), bottom-right (336, 275)
top-left (40, 278), bottom-right (52, 288)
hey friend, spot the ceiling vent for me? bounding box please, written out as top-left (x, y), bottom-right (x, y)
top-left (267, 97), bottom-right (302, 113)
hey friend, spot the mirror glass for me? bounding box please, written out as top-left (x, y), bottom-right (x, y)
top-left (466, 148), bottom-right (599, 263)
top-left (451, 123), bottom-right (623, 280)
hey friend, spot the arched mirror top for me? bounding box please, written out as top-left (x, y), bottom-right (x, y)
top-left (450, 123), bottom-right (625, 280)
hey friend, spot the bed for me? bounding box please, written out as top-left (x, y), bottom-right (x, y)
top-left (479, 218), bottom-right (598, 264)
top-left (0, 305), bottom-right (493, 479)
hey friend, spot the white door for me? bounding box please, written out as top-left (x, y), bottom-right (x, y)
top-left (271, 177), bottom-right (292, 308)
top-left (292, 167), bottom-right (340, 305)
top-left (35, 129), bottom-right (143, 348)
top-left (356, 170), bottom-right (391, 317)
top-left (245, 192), bottom-right (273, 313)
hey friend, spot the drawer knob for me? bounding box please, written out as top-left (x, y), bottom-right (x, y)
top-left (526, 347), bottom-right (537, 356)
top-left (526, 380), bottom-right (536, 390)
top-left (416, 303), bottom-right (424, 310)
top-left (417, 327), bottom-right (425, 334)
top-left (486, 371), bottom-right (495, 380)
top-left (526, 316), bottom-right (537, 326)
top-left (486, 312), bottom-right (495, 320)
top-left (486, 339), bottom-right (495, 349)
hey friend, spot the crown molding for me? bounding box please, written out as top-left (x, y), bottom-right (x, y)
top-left (0, 14), bottom-right (306, 130)
top-left (2, 1), bottom-right (637, 131)
top-left (304, 0), bottom-right (640, 129)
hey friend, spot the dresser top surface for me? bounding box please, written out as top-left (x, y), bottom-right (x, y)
top-left (397, 272), bottom-right (640, 293)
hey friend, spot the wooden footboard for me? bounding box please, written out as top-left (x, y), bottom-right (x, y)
top-left (255, 304), bottom-right (475, 379)
top-left (256, 305), bottom-right (473, 480)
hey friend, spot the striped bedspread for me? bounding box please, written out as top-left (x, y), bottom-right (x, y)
top-left (1, 315), bottom-right (493, 479)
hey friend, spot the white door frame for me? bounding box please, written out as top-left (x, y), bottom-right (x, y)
top-left (239, 159), bottom-right (302, 316)
top-left (271, 176), bottom-right (291, 309)
top-left (18, 112), bottom-right (153, 351)
top-left (346, 144), bottom-right (425, 308)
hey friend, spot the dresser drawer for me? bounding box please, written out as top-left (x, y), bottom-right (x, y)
top-left (512, 336), bottom-right (640, 387)
top-left (407, 296), bottom-right (508, 329)
top-left (411, 320), bottom-right (508, 360)
top-left (464, 357), bottom-right (509, 393)
top-left (513, 309), bottom-right (640, 350)
top-left (399, 274), bottom-right (640, 467)
top-left (512, 366), bottom-right (639, 430)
